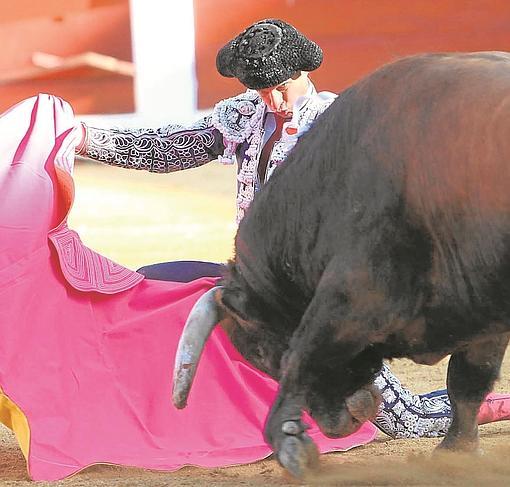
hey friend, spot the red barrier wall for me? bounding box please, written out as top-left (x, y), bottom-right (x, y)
top-left (0, 0), bottom-right (133, 114)
top-left (194, 0), bottom-right (510, 108)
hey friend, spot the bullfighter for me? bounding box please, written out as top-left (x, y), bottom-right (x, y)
top-left (74, 18), bottom-right (510, 439)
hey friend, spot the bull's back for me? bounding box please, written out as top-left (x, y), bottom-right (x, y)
top-left (395, 54), bottom-right (510, 216)
top-left (243, 52), bottom-right (510, 313)
top-left (352, 52), bottom-right (510, 311)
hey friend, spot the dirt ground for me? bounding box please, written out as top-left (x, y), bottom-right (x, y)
top-left (2, 356), bottom-right (510, 486)
top-left (3, 162), bottom-right (510, 486)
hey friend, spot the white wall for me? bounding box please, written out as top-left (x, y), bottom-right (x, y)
top-left (81, 0), bottom-right (201, 128)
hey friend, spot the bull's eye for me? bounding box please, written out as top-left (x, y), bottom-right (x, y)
top-left (220, 301), bottom-right (259, 331)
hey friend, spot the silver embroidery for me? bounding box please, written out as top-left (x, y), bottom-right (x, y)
top-left (373, 364), bottom-right (452, 438)
top-left (212, 90), bottom-right (264, 144)
top-left (212, 90), bottom-right (265, 165)
top-left (294, 91), bottom-right (336, 131)
top-left (84, 115), bottom-right (222, 173)
top-left (235, 88), bottom-right (338, 222)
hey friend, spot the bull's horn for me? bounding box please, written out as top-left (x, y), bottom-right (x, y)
top-left (172, 286), bottom-right (225, 409)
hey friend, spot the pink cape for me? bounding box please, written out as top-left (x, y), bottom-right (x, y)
top-left (0, 95), bottom-right (377, 481)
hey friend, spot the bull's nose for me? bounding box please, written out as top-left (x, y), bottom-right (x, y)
top-left (313, 407), bottom-right (362, 438)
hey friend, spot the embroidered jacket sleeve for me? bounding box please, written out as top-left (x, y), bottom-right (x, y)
top-left (81, 115), bottom-right (225, 173)
top-left (373, 364), bottom-right (453, 438)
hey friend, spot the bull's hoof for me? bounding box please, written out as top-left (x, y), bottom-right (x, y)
top-left (276, 425), bottom-right (319, 479)
top-left (435, 435), bottom-right (480, 454)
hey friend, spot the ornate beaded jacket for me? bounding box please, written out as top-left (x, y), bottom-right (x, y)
top-left (81, 83), bottom-right (336, 223)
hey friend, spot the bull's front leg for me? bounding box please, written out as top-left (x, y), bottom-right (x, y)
top-left (263, 389), bottom-right (320, 478)
top-left (265, 350), bottom-right (382, 478)
top-left (264, 262), bottom-right (385, 477)
top-left (438, 333), bottom-right (509, 452)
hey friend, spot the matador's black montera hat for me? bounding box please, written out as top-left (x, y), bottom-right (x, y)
top-left (216, 19), bottom-right (323, 90)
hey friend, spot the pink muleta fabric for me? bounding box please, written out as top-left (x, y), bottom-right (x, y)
top-left (0, 94), bottom-right (377, 481)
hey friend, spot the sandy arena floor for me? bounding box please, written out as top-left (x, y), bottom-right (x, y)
top-left (2, 162), bottom-right (509, 486)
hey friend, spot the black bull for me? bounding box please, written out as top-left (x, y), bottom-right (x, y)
top-left (173, 52), bottom-right (510, 477)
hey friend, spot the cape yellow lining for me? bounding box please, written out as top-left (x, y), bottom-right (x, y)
top-left (0, 388), bottom-right (30, 459)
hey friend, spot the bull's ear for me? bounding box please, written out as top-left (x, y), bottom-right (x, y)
top-left (219, 262), bottom-right (264, 326)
